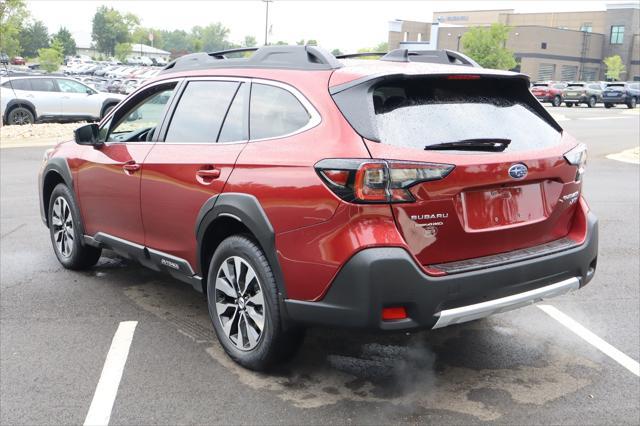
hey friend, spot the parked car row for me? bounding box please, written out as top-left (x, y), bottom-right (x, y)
top-left (64, 63), bottom-right (163, 95)
top-left (0, 75), bottom-right (125, 125)
top-left (0, 53), bottom-right (25, 65)
top-left (531, 81), bottom-right (639, 108)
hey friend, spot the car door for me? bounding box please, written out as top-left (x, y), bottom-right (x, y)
top-left (57, 78), bottom-right (99, 118)
top-left (140, 79), bottom-right (249, 268)
top-left (26, 78), bottom-right (63, 117)
top-left (76, 81), bottom-right (179, 244)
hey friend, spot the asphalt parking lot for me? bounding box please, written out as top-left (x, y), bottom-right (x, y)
top-left (1, 105), bottom-right (639, 425)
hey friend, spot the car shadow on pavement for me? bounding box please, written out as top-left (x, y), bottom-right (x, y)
top-left (90, 251), bottom-right (600, 421)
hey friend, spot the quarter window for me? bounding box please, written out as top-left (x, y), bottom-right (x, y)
top-left (3, 79), bottom-right (32, 91)
top-left (165, 81), bottom-right (239, 143)
top-left (249, 84), bottom-right (311, 140)
top-left (610, 25), bottom-right (624, 44)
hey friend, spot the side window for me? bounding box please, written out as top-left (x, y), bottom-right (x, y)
top-left (106, 83), bottom-right (176, 142)
top-left (218, 83), bottom-right (249, 142)
top-left (57, 79), bottom-right (90, 93)
top-left (6, 79), bottom-right (32, 91)
top-left (249, 83), bottom-right (311, 140)
top-left (30, 78), bottom-right (58, 92)
top-left (164, 81), bottom-right (239, 143)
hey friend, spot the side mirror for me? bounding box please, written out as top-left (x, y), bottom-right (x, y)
top-left (74, 123), bottom-right (102, 147)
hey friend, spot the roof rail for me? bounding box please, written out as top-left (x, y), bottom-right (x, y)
top-left (334, 52), bottom-right (387, 59)
top-left (378, 49), bottom-right (481, 67)
top-left (161, 45), bottom-right (343, 74)
top-left (208, 47), bottom-right (259, 59)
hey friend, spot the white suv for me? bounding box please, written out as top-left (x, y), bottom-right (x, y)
top-left (1, 76), bottom-right (125, 125)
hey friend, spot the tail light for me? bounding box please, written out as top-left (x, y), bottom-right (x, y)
top-left (564, 143), bottom-right (587, 182)
top-left (315, 159), bottom-right (454, 203)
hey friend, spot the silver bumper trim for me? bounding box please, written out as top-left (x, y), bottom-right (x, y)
top-left (432, 277), bottom-right (580, 329)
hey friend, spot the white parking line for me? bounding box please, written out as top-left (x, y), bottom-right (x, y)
top-left (84, 321), bottom-right (138, 426)
top-left (538, 305), bottom-right (639, 377)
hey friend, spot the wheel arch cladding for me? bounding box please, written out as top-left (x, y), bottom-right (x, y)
top-left (101, 98), bottom-right (121, 117)
top-left (41, 158), bottom-right (73, 227)
top-left (5, 99), bottom-right (37, 122)
top-left (195, 193), bottom-right (287, 298)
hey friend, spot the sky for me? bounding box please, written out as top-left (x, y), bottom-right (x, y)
top-left (26, 0), bottom-right (633, 52)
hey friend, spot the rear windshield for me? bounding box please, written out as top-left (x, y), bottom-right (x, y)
top-left (567, 83), bottom-right (585, 87)
top-left (606, 83), bottom-right (625, 88)
top-left (371, 78), bottom-right (561, 152)
top-left (533, 83), bottom-right (549, 87)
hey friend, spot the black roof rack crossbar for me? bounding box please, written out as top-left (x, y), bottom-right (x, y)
top-left (208, 47), bottom-right (260, 59)
top-left (335, 52), bottom-right (387, 59)
top-left (161, 45), bottom-right (343, 74)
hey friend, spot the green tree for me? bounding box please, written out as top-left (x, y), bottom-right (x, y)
top-left (191, 23), bottom-right (230, 52)
top-left (91, 6), bottom-right (139, 55)
top-left (373, 41), bottom-right (388, 52)
top-left (0, 0), bottom-right (29, 56)
top-left (603, 55), bottom-right (626, 81)
top-left (114, 42), bottom-right (131, 62)
top-left (18, 19), bottom-right (49, 58)
top-left (460, 24), bottom-right (516, 70)
top-left (331, 48), bottom-right (343, 56)
top-left (38, 39), bottom-right (63, 72)
top-left (243, 35), bottom-right (258, 47)
top-left (51, 27), bottom-right (76, 56)
top-left (131, 27), bottom-right (162, 48)
top-left (274, 40), bottom-right (288, 45)
top-left (159, 29), bottom-right (192, 53)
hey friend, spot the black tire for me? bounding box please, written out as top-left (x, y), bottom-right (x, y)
top-left (627, 97), bottom-right (637, 109)
top-left (587, 96), bottom-right (596, 108)
top-left (207, 235), bottom-right (304, 371)
top-left (552, 96), bottom-right (561, 107)
top-left (7, 106), bottom-right (34, 125)
top-left (565, 102), bottom-right (574, 107)
top-left (48, 184), bottom-right (102, 270)
top-left (604, 103), bottom-right (614, 108)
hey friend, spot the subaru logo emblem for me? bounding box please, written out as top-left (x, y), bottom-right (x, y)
top-left (508, 164), bottom-right (528, 179)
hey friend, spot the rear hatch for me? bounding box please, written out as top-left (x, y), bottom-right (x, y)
top-left (531, 83), bottom-right (550, 97)
top-left (563, 83), bottom-right (586, 98)
top-left (331, 73), bottom-right (584, 267)
top-left (603, 83), bottom-right (625, 97)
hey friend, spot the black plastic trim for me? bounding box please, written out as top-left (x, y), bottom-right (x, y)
top-left (160, 45), bottom-right (343, 75)
top-left (195, 193), bottom-right (287, 298)
top-left (285, 212), bottom-right (598, 331)
top-left (40, 157), bottom-right (74, 226)
top-left (91, 232), bottom-right (204, 292)
top-left (4, 98), bottom-right (37, 122)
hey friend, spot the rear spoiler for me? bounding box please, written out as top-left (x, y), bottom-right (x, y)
top-left (330, 73), bottom-right (562, 142)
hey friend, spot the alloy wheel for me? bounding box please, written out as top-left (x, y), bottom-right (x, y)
top-left (215, 256), bottom-right (265, 351)
top-left (51, 197), bottom-right (74, 258)
top-left (11, 110), bottom-right (32, 125)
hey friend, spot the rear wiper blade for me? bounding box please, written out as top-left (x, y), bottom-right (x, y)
top-left (424, 138), bottom-right (511, 152)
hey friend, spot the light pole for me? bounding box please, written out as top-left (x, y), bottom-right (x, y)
top-left (457, 34), bottom-right (462, 51)
top-left (263, 0), bottom-right (273, 45)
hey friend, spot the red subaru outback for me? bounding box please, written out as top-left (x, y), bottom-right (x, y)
top-left (39, 46), bottom-right (598, 370)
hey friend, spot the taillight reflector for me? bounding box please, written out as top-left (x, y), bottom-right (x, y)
top-left (382, 307), bottom-right (407, 321)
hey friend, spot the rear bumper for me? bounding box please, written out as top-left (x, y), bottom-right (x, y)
top-left (563, 96), bottom-right (588, 103)
top-left (603, 95), bottom-right (630, 103)
top-left (285, 212), bottom-right (598, 331)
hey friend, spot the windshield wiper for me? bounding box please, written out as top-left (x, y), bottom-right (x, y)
top-left (424, 138), bottom-right (511, 152)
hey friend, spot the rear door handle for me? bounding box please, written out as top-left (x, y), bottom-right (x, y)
top-left (196, 167), bottom-right (221, 184)
top-left (196, 169), bottom-right (221, 178)
top-left (123, 161), bottom-right (141, 174)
